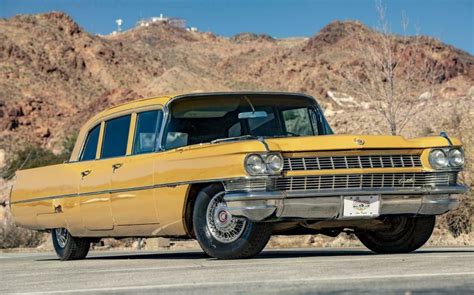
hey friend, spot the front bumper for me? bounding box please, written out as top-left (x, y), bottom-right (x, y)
top-left (224, 185), bottom-right (468, 222)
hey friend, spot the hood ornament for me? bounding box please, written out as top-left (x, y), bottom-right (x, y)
top-left (354, 138), bottom-right (365, 146)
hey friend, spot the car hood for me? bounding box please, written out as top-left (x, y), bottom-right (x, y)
top-left (263, 134), bottom-right (459, 152)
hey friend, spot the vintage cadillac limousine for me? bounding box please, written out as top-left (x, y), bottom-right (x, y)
top-left (10, 92), bottom-right (466, 260)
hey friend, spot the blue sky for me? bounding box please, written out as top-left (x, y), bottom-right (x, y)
top-left (1, 0), bottom-right (473, 53)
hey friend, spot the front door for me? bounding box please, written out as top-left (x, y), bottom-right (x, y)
top-left (110, 110), bottom-right (162, 226)
top-left (110, 154), bottom-right (158, 225)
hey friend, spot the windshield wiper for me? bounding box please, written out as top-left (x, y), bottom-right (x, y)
top-left (211, 135), bottom-right (259, 144)
top-left (266, 133), bottom-right (301, 138)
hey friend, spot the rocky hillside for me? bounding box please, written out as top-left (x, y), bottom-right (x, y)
top-left (0, 12), bottom-right (472, 175)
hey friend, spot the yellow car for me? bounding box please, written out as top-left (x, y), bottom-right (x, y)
top-left (9, 92), bottom-right (467, 260)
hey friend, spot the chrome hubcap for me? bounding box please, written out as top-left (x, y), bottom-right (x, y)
top-left (55, 228), bottom-right (69, 248)
top-left (206, 192), bottom-right (247, 243)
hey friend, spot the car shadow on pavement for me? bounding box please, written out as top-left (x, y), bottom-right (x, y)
top-left (36, 251), bottom-right (209, 261)
top-left (36, 248), bottom-right (474, 262)
top-left (255, 248), bottom-right (474, 259)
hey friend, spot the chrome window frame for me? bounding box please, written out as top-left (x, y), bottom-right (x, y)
top-left (131, 109), bottom-right (164, 155)
top-left (78, 123), bottom-right (102, 162)
top-left (157, 92), bottom-right (328, 151)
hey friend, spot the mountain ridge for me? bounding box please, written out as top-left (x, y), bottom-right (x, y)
top-left (0, 12), bottom-right (472, 161)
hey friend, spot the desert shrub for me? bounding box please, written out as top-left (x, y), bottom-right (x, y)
top-left (421, 126), bottom-right (434, 136)
top-left (1, 145), bottom-right (64, 179)
top-left (0, 220), bottom-right (44, 249)
top-left (1, 132), bottom-right (77, 179)
top-left (95, 238), bottom-right (136, 249)
top-left (439, 190), bottom-right (473, 237)
top-left (60, 133), bottom-right (78, 158)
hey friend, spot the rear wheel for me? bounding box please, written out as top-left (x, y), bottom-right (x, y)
top-left (52, 228), bottom-right (91, 261)
top-left (193, 184), bottom-right (272, 259)
top-left (356, 216), bottom-right (436, 254)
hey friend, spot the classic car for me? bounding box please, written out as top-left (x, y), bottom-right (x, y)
top-left (9, 92), bottom-right (466, 260)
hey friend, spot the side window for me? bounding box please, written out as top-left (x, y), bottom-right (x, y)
top-left (101, 115), bottom-right (131, 159)
top-left (282, 108), bottom-right (314, 136)
top-left (80, 124), bottom-right (100, 161)
top-left (228, 122), bottom-right (242, 137)
top-left (309, 109), bottom-right (320, 135)
top-left (133, 110), bottom-right (163, 155)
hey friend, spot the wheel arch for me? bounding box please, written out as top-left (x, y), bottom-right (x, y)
top-left (182, 182), bottom-right (224, 238)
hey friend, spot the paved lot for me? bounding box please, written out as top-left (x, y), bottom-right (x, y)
top-left (1, 247), bottom-right (474, 294)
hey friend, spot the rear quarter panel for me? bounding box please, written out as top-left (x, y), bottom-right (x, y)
top-left (10, 163), bottom-right (80, 230)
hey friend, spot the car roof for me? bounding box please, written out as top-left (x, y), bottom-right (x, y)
top-left (71, 92), bottom-right (315, 161)
top-left (85, 91), bottom-right (315, 127)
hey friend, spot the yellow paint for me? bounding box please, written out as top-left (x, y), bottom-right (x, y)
top-left (95, 122), bottom-right (105, 160)
top-left (126, 113), bottom-right (137, 156)
top-left (110, 154), bottom-right (158, 226)
top-left (75, 159), bottom-right (115, 231)
top-left (10, 93), bottom-right (463, 238)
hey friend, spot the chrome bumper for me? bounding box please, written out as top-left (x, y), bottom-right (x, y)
top-left (224, 185), bottom-right (467, 222)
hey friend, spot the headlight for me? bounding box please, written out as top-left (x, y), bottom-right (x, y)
top-left (429, 149), bottom-right (448, 169)
top-left (265, 153), bottom-right (284, 174)
top-left (245, 154), bottom-right (266, 175)
top-left (448, 148), bottom-right (464, 167)
top-left (245, 153), bottom-right (284, 175)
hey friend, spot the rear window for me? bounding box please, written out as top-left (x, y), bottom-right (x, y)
top-left (101, 115), bottom-right (131, 159)
top-left (80, 124), bottom-right (100, 161)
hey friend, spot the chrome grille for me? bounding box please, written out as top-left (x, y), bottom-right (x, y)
top-left (284, 154), bottom-right (422, 171)
top-left (224, 178), bottom-right (268, 192)
top-left (274, 172), bottom-right (456, 191)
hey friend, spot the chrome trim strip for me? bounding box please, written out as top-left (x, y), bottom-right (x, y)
top-left (11, 172), bottom-right (467, 205)
top-left (440, 132), bottom-right (453, 146)
top-left (224, 185), bottom-right (468, 202)
top-left (12, 193), bottom-right (80, 204)
top-left (10, 176), bottom-right (274, 205)
top-left (8, 184), bottom-right (14, 208)
top-left (258, 136), bottom-right (270, 152)
top-left (225, 194), bottom-right (460, 221)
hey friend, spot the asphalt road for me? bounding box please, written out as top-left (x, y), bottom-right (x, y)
top-left (1, 247), bottom-right (474, 294)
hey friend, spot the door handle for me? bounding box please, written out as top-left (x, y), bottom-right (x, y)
top-left (112, 163), bottom-right (123, 172)
top-left (81, 170), bottom-right (91, 177)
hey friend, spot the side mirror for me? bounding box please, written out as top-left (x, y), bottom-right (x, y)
top-left (238, 111), bottom-right (268, 119)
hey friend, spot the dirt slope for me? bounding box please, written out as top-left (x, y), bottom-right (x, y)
top-left (0, 12), bottom-right (472, 182)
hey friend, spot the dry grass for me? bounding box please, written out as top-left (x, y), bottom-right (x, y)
top-left (0, 219), bottom-right (44, 249)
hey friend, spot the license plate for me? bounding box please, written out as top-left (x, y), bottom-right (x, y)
top-left (343, 195), bottom-right (380, 217)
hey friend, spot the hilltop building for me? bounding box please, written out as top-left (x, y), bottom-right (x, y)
top-left (136, 13), bottom-right (187, 29)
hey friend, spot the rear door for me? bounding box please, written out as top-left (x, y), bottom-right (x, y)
top-left (76, 122), bottom-right (115, 231)
top-left (78, 115), bottom-right (132, 231)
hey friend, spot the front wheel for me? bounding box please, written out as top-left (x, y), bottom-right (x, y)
top-left (356, 215), bottom-right (436, 254)
top-left (52, 228), bottom-right (91, 261)
top-left (193, 184), bottom-right (273, 259)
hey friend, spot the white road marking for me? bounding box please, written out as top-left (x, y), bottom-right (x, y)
top-left (15, 271), bottom-right (474, 294)
top-left (4, 253), bottom-right (474, 279)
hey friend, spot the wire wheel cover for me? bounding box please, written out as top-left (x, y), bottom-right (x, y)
top-left (206, 192), bottom-right (247, 243)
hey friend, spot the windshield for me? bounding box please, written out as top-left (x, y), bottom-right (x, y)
top-left (164, 94), bottom-right (332, 149)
